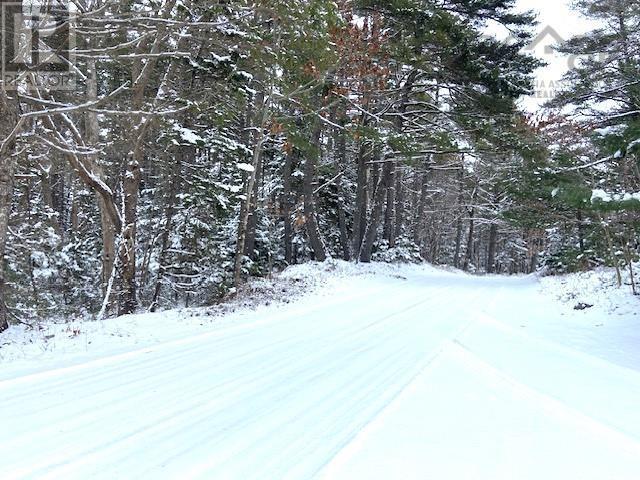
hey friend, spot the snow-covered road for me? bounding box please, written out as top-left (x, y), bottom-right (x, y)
top-left (1, 267), bottom-right (640, 479)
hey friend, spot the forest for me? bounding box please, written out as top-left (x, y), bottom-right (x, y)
top-left (0, 0), bottom-right (638, 331)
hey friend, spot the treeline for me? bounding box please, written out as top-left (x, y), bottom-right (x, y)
top-left (1, 0), bottom-right (636, 331)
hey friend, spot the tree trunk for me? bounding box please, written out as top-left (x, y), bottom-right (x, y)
top-left (282, 150), bottom-right (294, 264)
top-left (39, 160), bottom-right (62, 236)
top-left (487, 223), bottom-right (498, 274)
top-left (244, 138), bottom-right (263, 259)
top-left (387, 70), bottom-right (417, 249)
top-left (453, 216), bottom-right (463, 269)
top-left (150, 150), bottom-right (184, 311)
top-left (117, 0), bottom-right (179, 314)
top-left (352, 142), bottom-right (368, 255)
top-left (359, 160), bottom-right (393, 263)
top-left (86, 52), bottom-right (118, 302)
top-left (623, 236), bottom-right (637, 295)
top-left (392, 169), bottom-right (404, 247)
top-left (98, 191), bottom-right (117, 293)
top-left (463, 207), bottom-right (475, 272)
top-left (303, 119), bottom-right (327, 261)
top-left (453, 167), bottom-right (465, 268)
top-left (235, 94), bottom-right (267, 286)
top-left (0, 86), bottom-right (19, 332)
top-left (68, 181), bottom-right (80, 234)
top-left (371, 159), bottom-right (380, 192)
top-left (601, 217), bottom-right (622, 286)
top-left (118, 157), bottom-right (141, 315)
top-left (335, 110), bottom-right (351, 260)
top-left (0, 155), bottom-right (15, 333)
top-left (412, 170), bottom-right (430, 247)
top-left (383, 167), bottom-right (395, 244)
top-left (336, 191), bottom-right (351, 261)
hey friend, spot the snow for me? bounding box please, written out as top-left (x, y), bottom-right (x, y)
top-left (236, 71), bottom-right (254, 82)
top-left (211, 53), bottom-right (232, 63)
top-left (351, 14), bottom-right (366, 29)
top-left (1, 262), bottom-right (639, 479)
top-left (623, 192), bottom-right (640, 201)
top-left (627, 138), bottom-right (640, 150)
top-left (593, 125), bottom-right (626, 136)
top-left (236, 163), bottom-right (255, 173)
top-left (173, 126), bottom-right (205, 145)
top-left (591, 188), bottom-right (640, 204)
top-left (536, 267), bottom-right (640, 369)
top-left (591, 188), bottom-right (612, 203)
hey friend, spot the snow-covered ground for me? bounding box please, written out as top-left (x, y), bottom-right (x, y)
top-left (1, 262), bottom-right (639, 479)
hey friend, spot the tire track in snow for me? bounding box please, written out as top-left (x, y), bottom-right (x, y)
top-left (455, 313), bottom-right (640, 443)
top-left (448, 341), bottom-right (640, 453)
top-left (0, 281), bottom-right (396, 387)
top-left (1, 284), bottom-right (476, 478)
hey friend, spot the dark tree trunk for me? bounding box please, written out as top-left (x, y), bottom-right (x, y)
top-left (244, 153), bottom-right (263, 258)
top-left (303, 120), bottom-right (327, 261)
top-left (335, 107), bottom-right (351, 261)
top-left (240, 91), bottom-right (263, 261)
top-left (453, 217), bottom-right (463, 269)
top-left (118, 2), bottom-right (179, 312)
top-left (150, 150), bottom-right (184, 311)
top-left (69, 183), bottom-right (79, 234)
top-left (371, 158), bottom-right (380, 191)
top-left (475, 230), bottom-right (482, 270)
top-left (389, 70), bottom-right (417, 249)
top-left (0, 155), bottom-right (14, 333)
top-left (244, 89), bottom-right (266, 261)
top-left (487, 223), bottom-right (498, 274)
top-left (463, 207), bottom-right (476, 272)
top-left (234, 92), bottom-right (267, 287)
top-left (0, 86), bottom-right (19, 332)
top-left (453, 167), bottom-right (464, 269)
top-left (282, 150), bottom-right (295, 264)
top-left (336, 199), bottom-right (350, 260)
top-left (97, 189), bottom-right (117, 298)
top-left (118, 157), bottom-right (141, 315)
top-left (359, 160), bottom-right (393, 263)
top-left (412, 170), bottom-right (430, 247)
top-left (392, 169), bottom-right (404, 247)
top-left (86, 50), bottom-right (117, 302)
top-left (39, 161), bottom-right (62, 235)
top-left (577, 210), bottom-right (586, 252)
top-left (352, 142), bottom-right (368, 256)
top-left (383, 167), bottom-right (395, 244)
